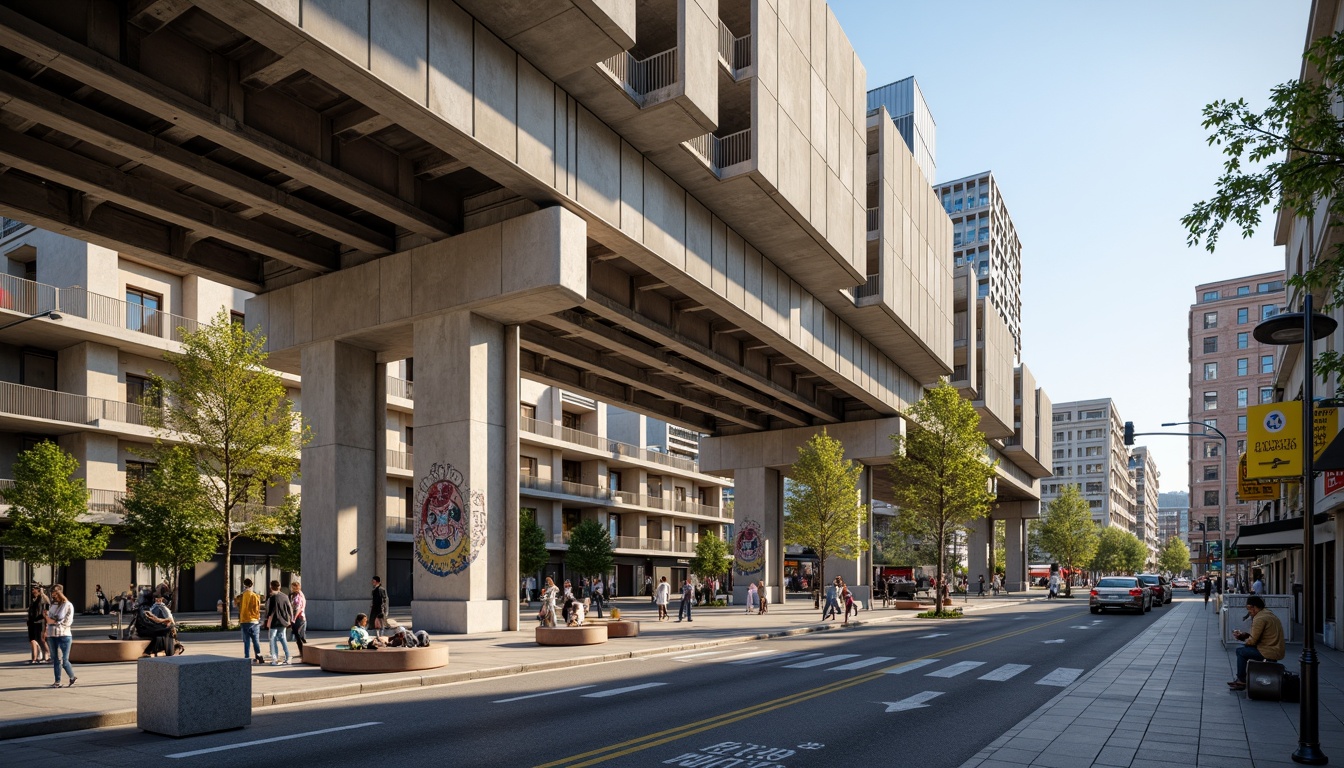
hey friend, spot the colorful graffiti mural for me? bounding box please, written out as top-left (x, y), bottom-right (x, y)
top-left (414, 462), bottom-right (486, 576)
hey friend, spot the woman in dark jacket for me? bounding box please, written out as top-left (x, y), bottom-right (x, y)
top-left (27, 585), bottom-right (49, 664)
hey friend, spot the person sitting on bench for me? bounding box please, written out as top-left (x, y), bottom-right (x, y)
top-left (1228, 595), bottom-right (1285, 691)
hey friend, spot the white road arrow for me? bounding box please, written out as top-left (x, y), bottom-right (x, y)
top-left (918, 633), bottom-right (949, 639)
top-left (1069, 625), bottom-right (1092, 630)
top-left (1042, 639), bottom-right (1066, 644)
top-left (880, 691), bottom-right (944, 712)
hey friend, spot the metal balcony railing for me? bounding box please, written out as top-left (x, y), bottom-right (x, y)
top-left (387, 449), bottom-right (414, 472)
top-left (866, 207), bottom-right (879, 233)
top-left (685, 129), bottom-right (752, 178)
top-left (853, 274), bottom-right (881, 300)
top-left (717, 22), bottom-right (752, 74)
top-left (387, 376), bottom-right (414, 400)
top-left (521, 474), bottom-right (616, 502)
top-left (0, 217), bottom-right (25, 237)
top-left (0, 479), bottom-right (124, 515)
top-left (0, 379), bottom-right (155, 427)
top-left (386, 516), bottom-right (415, 535)
top-left (521, 416), bottom-right (701, 473)
top-left (0, 274), bottom-right (201, 343)
top-left (598, 46), bottom-right (679, 102)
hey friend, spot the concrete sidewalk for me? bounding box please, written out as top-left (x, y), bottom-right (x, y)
top-left (962, 599), bottom-right (1344, 768)
top-left (0, 591), bottom-right (1034, 739)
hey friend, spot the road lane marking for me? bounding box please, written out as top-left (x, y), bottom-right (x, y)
top-left (884, 658), bottom-right (940, 675)
top-left (918, 633), bottom-right (949, 638)
top-left (828, 656), bottom-right (895, 671)
top-left (166, 722), bottom-right (381, 759)
top-left (880, 691), bottom-right (944, 712)
top-left (783, 654), bottom-right (859, 669)
top-left (672, 651), bottom-right (733, 662)
top-left (1042, 639), bottom-right (1065, 644)
top-left (717, 650), bottom-right (775, 662)
top-left (1069, 625), bottom-right (1092, 630)
top-left (493, 686), bottom-right (596, 703)
top-left (925, 661), bottom-right (985, 678)
top-left (978, 664), bottom-right (1031, 682)
top-left (732, 652), bottom-right (817, 665)
top-left (582, 683), bottom-right (667, 698)
top-left (1036, 668), bottom-right (1084, 687)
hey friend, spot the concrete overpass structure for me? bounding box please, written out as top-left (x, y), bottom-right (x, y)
top-left (0, 0), bottom-right (1051, 631)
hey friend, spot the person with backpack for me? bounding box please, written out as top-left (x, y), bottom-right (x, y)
top-left (264, 580), bottom-right (294, 665)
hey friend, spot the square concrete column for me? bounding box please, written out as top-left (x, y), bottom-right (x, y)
top-left (410, 310), bottom-right (514, 633)
top-left (732, 466), bottom-right (782, 605)
top-left (1004, 515), bottom-right (1027, 593)
top-left (965, 517), bottom-right (992, 585)
top-left (300, 341), bottom-right (379, 630)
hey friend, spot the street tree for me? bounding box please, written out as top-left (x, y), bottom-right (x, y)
top-left (1185, 32), bottom-right (1344, 380)
top-left (783, 430), bottom-right (869, 596)
top-left (1123, 533), bottom-right (1150, 574)
top-left (690, 531), bottom-right (731, 600)
top-left (141, 309), bottom-right (307, 628)
top-left (1158, 536), bottom-right (1192, 576)
top-left (120, 447), bottom-right (218, 609)
top-left (889, 382), bottom-right (997, 615)
top-left (1038, 485), bottom-right (1099, 595)
top-left (1092, 527), bottom-right (1147, 575)
top-left (520, 509), bottom-right (549, 585)
top-left (564, 519), bottom-right (614, 592)
top-left (267, 499), bottom-right (302, 576)
top-left (0, 441), bottom-right (110, 584)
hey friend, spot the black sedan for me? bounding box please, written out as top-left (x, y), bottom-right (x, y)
top-left (1136, 573), bottom-right (1173, 605)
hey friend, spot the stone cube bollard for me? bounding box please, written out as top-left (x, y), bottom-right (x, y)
top-left (137, 655), bottom-right (251, 737)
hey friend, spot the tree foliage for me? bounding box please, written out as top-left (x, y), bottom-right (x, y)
top-left (564, 519), bottom-right (613, 583)
top-left (1038, 485), bottom-right (1100, 592)
top-left (266, 498), bottom-right (302, 576)
top-left (1185, 32), bottom-right (1344, 381)
top-left (783, 430), bottom-right (869, 593)
top-left (690, 531), bottom-right (732, 585)
top-left (0, 441), bottom-right (109, 578)
top-left (120, 446), bottom-right (218, 609)
top-left (1157, 536), bottom-right (1192, 575)
top-left (872, 516), bottom-right (939, 566)
top-left (1092, 527), bottom-right (1147, 575)
top-left (889, 382), bottom-right (996, 615)
top-left (519, 509), bottom-right (549, 579)
top-left (141, 309), bottom-right (307, 627)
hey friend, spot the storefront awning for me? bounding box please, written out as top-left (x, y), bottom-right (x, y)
top-left (1232, 512), bottom-right (1334, 557)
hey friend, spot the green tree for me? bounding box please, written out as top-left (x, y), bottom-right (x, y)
top-left (783, 431), bottom-right (869, 595)
top-left (993, 519), bottom-right (1007, 577)
top-left (1123, 533), bottom-right (1150, 574)
top-left (564, 519), bottom-right (613, 589)
top-left (120, 447), bottom-right (218, 609)
top-left (889, 382), bottom-right (997, 615)
top-left (1092, 527), bottom-right (1147, 575)
top-left (1038, 485), bottom-right (1100, 595)
top-left (266, 499), bottom-right (302, 576)
top-left (690, 531), bottom-right (731, 598)
top-left (1, 441), bottom-right (109, 583)
top-left (142, 309), bottom-right (307, 628)
top-left (1185, 32), bottom-right (1344, 380)
top-left (1157, 536), bottom-right (1191, 576)
top-left (519, 509), bottom-right (549, 581)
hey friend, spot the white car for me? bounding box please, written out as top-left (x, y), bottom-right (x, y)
top-left (1172, 577), bottom-right (1190, 589)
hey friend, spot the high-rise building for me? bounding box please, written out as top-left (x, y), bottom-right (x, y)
top-left (936, 173), bottom-right (1023, 359)
top-left (867, 77), bottom-right (936, 182)
top-left (1042, 398), bottom-right (1137, 531)
top-left (1157, 490), bottom-right (1190, 548)
top-left (1185, 272), bottom-right (1285, 577)
top-left (1128, 446), bottom-right (1161, 563)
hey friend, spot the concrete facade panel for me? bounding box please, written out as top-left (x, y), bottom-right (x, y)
top-left (253, 0), bottom-right (300, 24)
top-left (685, 196), bottom-right (713, 286)
top-left (642, 161), bottom-right (687, 269)
top-left (303, 0), bottom-right (370, 69)
top-left (618, 141), bottom-right (644, 241)
top-left (576, 106), bottom-right (621, 227)
top-left (428, 0), bottom-right (475, 133)
top-left (516, 59), bottom-right (558, 186)
top-left (370, 0), bottom-right (429, 103)
top-left (472, 23), bottom-right (518, 162)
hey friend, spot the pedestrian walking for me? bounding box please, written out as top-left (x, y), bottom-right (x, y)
top-left (591, 578), bottom-right (605, 618)
top-left (289, 581), bottom-right (306, 655)
top-left (27, 584), bottom-right (49, 664)
top-left (234, 578), bottom-right (263, 664)
top-left (677, 578), bottom-right (694, 622)
top-left (370, 576), bottom-right (389, 638)
top-left (1204, 578), bottom-right (1212, 608)
top-left (646, 574), bottom-right (654, 602)
top-left (977, 575), bottom-right (986, 597)
top-left (45, 584), bottom-right (75, 687)
top-left (1251, 574), bottom-right (1264, 596)
top-left (526, 575), bottom-right (537, 604)
top-left (841, 581), bottom-right (856, 625)
top-left (561, 579), bottom-right (576, 624)
top-left (655, 576), bottom-right (671, 621)
top-left (746, 581), bottom-right (759, 614)
top-left (1047, 572), bottom-right (1060, 600)
top-left (822, 577), bottom-right (841, 620)
top-left (539, 577), bottom-right (559, 627)
top-left (758, 583), bottom-right (769, 614)
top-left (264, 580), bottom-right (294, 665)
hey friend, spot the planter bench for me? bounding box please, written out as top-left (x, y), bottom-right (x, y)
top-left (70, 639), bottom-right (150, 663)
top-left (535, 625), bottom-right (607, 646)
top-left (317, 645), bottom-right (448, 674)
top-left (589, 619), bottom-right (639, 637)
top-left (889, 600), bottom-right (925, 610)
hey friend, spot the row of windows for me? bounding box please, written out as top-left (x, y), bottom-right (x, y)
top-left (1201, 281), bottom-right (1285, 302)
top-left (1202, 387), bottom-right (1274, 410)
top-left (1203, 332), bottom-right (1255, 353)
top-left (942, 192), bottom-right (989, 214)
top-left (1202, 357), bottom-right (1274, 379)
top-left (1202, 305), bottom-right (1278, 329)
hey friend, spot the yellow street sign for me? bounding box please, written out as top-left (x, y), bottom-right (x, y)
top-left (1247, 401), bottom-right (1302, 479)
top-left (1237, 453), bottom-right (1279, 501)
top-left (1314, 406), bottom-right (1339, 461)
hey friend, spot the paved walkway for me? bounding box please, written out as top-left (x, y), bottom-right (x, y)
top-left (0, 591), bottom-right (1031, 739)
top-left (962, 599), bottom-right (1344, 768)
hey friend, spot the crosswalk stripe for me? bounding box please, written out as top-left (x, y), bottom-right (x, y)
top-left (671, 651), bottom-right (732, 662)
top-left (1036, 668), bottom-right (1084, 687)
top-left (978, 664), bottom-right (1030, 682)
top-left (717, 650), bottom-right (774, 662)
top-left (884, 658), bottom-right (940, 675)
top-left (926, 661), bottom-right (985, 678)
top-left (581, 682), bottom-right (667, 698)
top-left (783, 654), bottom-right (860, 669)
top-left (731, 652), bottom-right (815, 665)
top-left (827, 656), bottom-right (895, 671)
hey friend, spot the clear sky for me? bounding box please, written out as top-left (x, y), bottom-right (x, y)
top-left (829, 0), bottom-right (1312, 498)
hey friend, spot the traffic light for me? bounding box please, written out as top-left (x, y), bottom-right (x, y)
top-left (1123, 421), bottom-right (1135, 446)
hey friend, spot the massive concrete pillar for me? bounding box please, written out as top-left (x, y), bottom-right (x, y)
top-left (1004, 515), bottom-right (1027, 593)
top-left (410, 310), bottom-right (514, 633)
top-left (732, 466), bottom-right (782, 605)
top-left (965, 517), bottom-right (992, 585)
top-left (301, 341), bottom-right (379, 629)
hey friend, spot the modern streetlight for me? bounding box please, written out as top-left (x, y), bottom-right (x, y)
top-left (1161, 421), bottom-right (1227, 587)
top-left (1253, 293), bottom-right (1335, 766)
top-left (0, 308), bottom-right (60, 332)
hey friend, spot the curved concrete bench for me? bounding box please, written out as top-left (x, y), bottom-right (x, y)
top-left (591, 619), bottom-right (639, 637)
top-left (536, 625), bottom-right (607, 646)
top-left (301, 643), bottom-right (337, 666)
top-left (890, 600), bottom-right (925, 610)
top-left (70, 639), bottom-right (150, 663)
top-left (318, 645), bottom-right (448, 674)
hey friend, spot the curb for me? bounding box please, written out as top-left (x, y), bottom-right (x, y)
top-left (1, 597), bottom-right (1037, 740)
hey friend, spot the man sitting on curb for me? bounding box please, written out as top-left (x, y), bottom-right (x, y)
top-left (1228, 595), bottom-right (1285, 691)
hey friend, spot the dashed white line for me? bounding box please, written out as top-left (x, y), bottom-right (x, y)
top-left (166, 723), bottom-right (381, 758)
top-left (672, 651), bottom-right (733, 662)
top-left (581, 682), bottom-right (668, 698)
top-left (493, 685), bottom-right (596, 703)
top-left (730, 652), bottom-right (812, 665)
top-left (827, 656), bottom-right (895, 671)
top-left (783, 654), bottom-right (860, 669)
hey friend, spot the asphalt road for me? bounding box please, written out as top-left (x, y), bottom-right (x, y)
top-left (2, 594), bottom-right (1181, 767)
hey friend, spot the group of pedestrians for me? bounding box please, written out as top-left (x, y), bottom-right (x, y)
top-left (232, 577), bottom-right (308, 665)
top-left (821, 577), bottom-right (857, 624)
top-left (26, 583), bottom-right (76, 688)
top-left (744, 581), bottom-right (768, 614)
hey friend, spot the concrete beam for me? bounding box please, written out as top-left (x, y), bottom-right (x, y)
top-left (128, 0), bottom-right (194, 34)
top-left (698, 417), bottom-right (905, 474)
top-left (332, 106), bottom-right (395, 143)
top-left (238, 47), bottom-right (306, 90)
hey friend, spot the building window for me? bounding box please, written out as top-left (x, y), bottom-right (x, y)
top-left (125, 460), bottom-right (153, 486)
top-left (1203, 337), bottom-right (1218, 354)
top-left (1260, 387), bottom-right (1274, 404)
top-left (1237, 389), bottom-right (1248, 408)
top-left (1203, 442), bottom-right (1220, 458)
top-left (1204, 490), bottom-right (1219, 507)
top-left (561, 412), bottom-right (581, 431)
top-left (1261, 355), bottom-right (1275, 374)
top-left (1261, 304), bottom-right (1277, 321)
top-left (520, 403), bottom-right (536, 422)
top-left (1203, 290), bottom-right (1220, 302)
top-left (1237, 332), bottom-right (1249, 349)
top-left (1237, 439), bottom-right (1246, 454)
top-left (1237, 358), bottom-right (1249, 376)
top-left (1258, 280), bottom-right (1284, 293)
top-left (1203, 362), bottom-right (1218, 380)
top-left (1203, 465), bottom-right (1218, 481)
top-left (608, 470), bottom-right (621, 492)
top-left (520, 456), bottom-right (537, 478)
top-left (126, 374), bottom-right (161, 408)
top-left (1237, 415), bottom-right (1247, 432)
top-left (229, 311), bottom-right (245, 327)
top-left (405, 426), bottom-right (413, 451)
top-left (126, 288), bottom-right (163, 335)
top-left (1237, 308), bottom-right (1249, 324)
top-left (1238, 286), bottom-right (1251, 296)
top-left (1204, 312), bottom-right (1218, 329)
top-left (1204, 391), bottom-right (1218, 411)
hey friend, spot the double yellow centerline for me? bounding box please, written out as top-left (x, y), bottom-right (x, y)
top-left (535, 610), bottom-right (1080, 768)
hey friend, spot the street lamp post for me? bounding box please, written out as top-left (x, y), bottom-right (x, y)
top-left (0, 309), bottom-right (60, 332)
top-left (1160, 421), bottom-right (1227, 587)
top-left (1253, 293), bottom-right (1334, 766)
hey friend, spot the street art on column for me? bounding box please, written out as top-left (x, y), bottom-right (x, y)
top-left (734, 519), bottom-right (765, 579)
top-left (414, 462), bottom-right (486, 576)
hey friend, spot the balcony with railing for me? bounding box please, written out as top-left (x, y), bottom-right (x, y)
top-left (387, 449), bottom-right (413, 473)
top-left (0, 273), bottom-right (201, 344)
top-left (598, 47), bottom-right (679, 104)
top-left (0, 379), bottom-right (155, 429)
top-left (521, 474), bottom-right (617, 503)
top-left (386, 516), bottom-right (415, 535)
top-left (387, 376), bottom-right (414, 401)
top-left (716, 21), bottom-right (752, 78)
top-left (521, 416), bottom-right (707, 475)
top-left (866, 207), bottom-right (879, 234)
top-left (853, 274), bottom-right (881, 302)
top-left (683, 128), bottom-right (752, 179)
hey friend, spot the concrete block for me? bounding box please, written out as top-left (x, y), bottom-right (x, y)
top-left (137, 655), bottom-right (251, 737)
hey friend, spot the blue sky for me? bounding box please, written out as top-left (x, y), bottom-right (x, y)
top-left (829, 0), bottom-right (1312, 496)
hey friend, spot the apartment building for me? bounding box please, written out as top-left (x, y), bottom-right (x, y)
top-left (1185, 272), bottom-right (1285, 576)
top-left (936, 173), bottom-right (1023, 359)
top-left (1128, 446), bottom-right (1161, 563)
top-left (866, 77), bottom-right (937, 183)
top-left (1043, 399), bottom-right (1137, 531)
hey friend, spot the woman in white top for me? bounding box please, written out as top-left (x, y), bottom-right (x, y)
top-left (654, 576), bottom-right (671, 621)
top-left (746, 582), bottom-right (759, 614)
top-left (539, 577), bottom-right (559, 627)
top-left (45, 584), bottom-right (76, 688)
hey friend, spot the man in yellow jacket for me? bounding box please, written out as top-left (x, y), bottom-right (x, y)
top-left (233, 578), bottom-right (263, 664)
top-left (1228, 595), bottom-right (1286, 691)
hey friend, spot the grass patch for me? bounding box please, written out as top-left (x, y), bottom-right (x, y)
top-left (915, 609), bottom-right (964, 619)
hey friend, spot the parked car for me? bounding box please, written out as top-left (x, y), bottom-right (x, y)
top-left (1136, 573), bottom-right (1173, 605)
top-left (1089, 576), bottom-right (1153, 614)
top-left (1171, 577), bottom-right (1190, 589)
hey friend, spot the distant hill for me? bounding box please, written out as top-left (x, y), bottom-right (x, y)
top-left (1158, 490), bottom-right (1188, 509)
